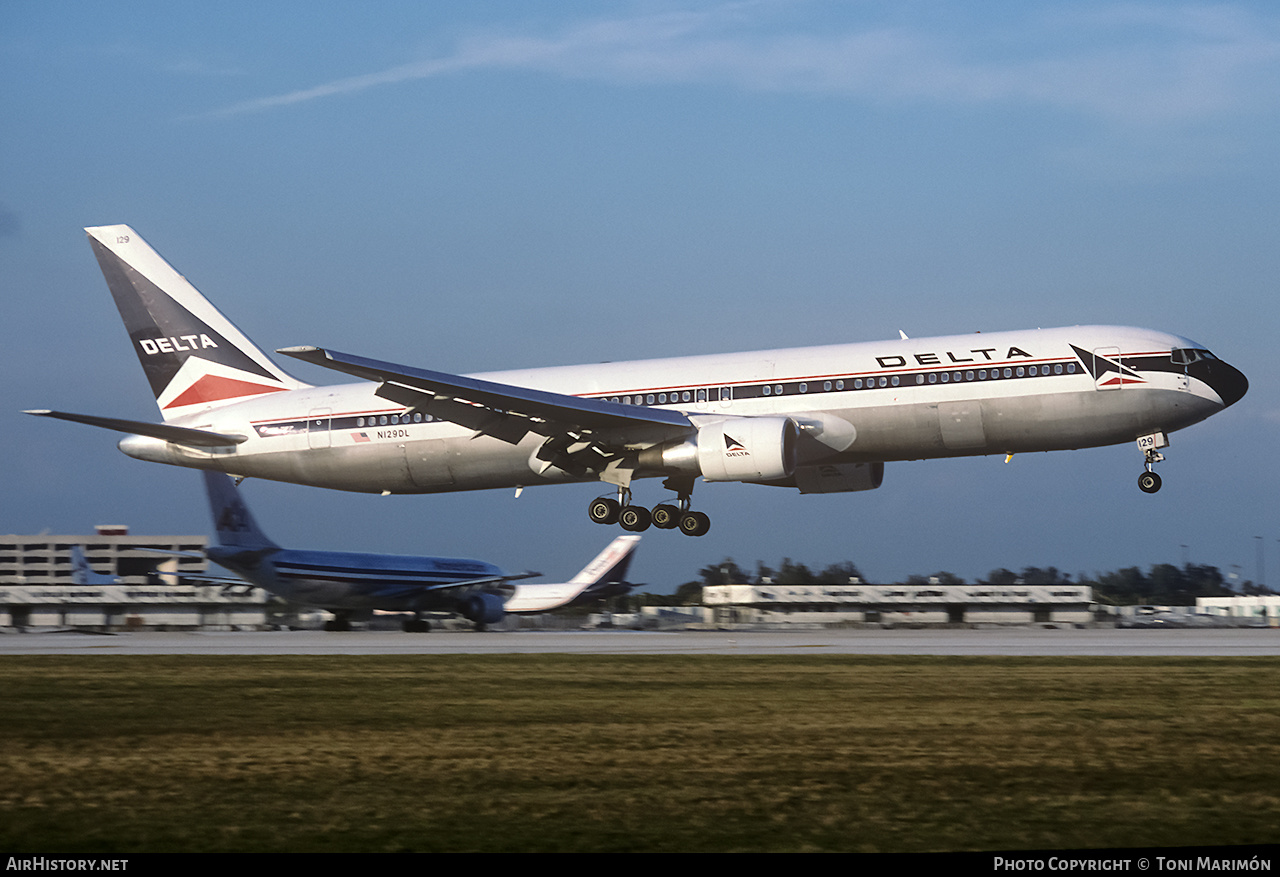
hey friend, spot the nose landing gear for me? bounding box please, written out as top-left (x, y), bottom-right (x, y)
top-left (1136, 432), bottom-right (1168, 494)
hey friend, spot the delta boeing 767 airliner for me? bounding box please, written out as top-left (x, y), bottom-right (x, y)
top-left (28, 225), bottom-right (1247, 537)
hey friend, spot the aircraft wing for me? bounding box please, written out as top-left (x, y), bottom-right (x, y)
top-left (277, 346), bottom-right (692, 447)
top-left (415, 570), bottom-right (542, 593)
top-left (171, 572), bottom-right (262, 592)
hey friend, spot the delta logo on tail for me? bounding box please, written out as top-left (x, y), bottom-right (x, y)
top-left (158, 358), bottom-right (293, 412)
top-left (88, 229), bottom-right (306, 419)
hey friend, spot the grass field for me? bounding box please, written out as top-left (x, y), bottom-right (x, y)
top-left (1, 655), bottom-right (1277, 853)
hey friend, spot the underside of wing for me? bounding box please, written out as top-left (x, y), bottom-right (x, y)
top-left (418, 570), bottom-right (540, 593)
top-left (278, 346), bottom-right (694, 484)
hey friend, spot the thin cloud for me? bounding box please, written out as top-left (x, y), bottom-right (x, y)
top-left (195, 3), bottom-right (1280, 127)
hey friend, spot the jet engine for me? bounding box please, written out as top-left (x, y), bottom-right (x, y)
top-left (639, 416), bottom-right (799, 483)
top-left (458, 592), bottom-right (506, 625)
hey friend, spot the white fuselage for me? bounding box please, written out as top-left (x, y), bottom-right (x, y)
top-left (117, 325), bottom-right (1237, 494)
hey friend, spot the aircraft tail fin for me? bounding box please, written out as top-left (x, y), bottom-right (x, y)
top-left (85, 225), bottom-right (310, 422)
top-left (202, 471), bottom-right (279, 549)
top-left (566, 534), bottom-right (640, 586)
top-left (503, 535), bottom-right (639, 614)
top-left (69, 546), bottom-right (117, 586)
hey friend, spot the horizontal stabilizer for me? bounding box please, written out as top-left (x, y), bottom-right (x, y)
top-left (24, 409), bottom-right (246, 447)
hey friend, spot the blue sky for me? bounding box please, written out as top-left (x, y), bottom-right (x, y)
top-left (3, 1), bottom-right (1277, 590)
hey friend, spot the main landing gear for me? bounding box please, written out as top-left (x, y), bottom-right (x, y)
top-left (1136, 431), bottom-right (1167, 494)
top-left (588, 481), bottom-right (711, 537)
top-left (323, 613), bottom-right (353, 632)
top-left (403, 614), bottom-right (431, 633)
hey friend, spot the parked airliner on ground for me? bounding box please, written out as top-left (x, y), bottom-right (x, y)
top-left (187, 471), bottom-right (638, 630)
top-left (29, 226), bottom-right (1247, 536)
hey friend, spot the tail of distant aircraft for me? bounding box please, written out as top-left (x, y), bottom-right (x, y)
top-left (566, 534), bottom-right (638, 588)
top-left (203, 470), bottom-right (279, 550)
top-left (69, 546), bottom-right (117, 586)
top-left (503, 535), bottom-right (640, 614)
top-left (85, 225), bottom-right (309, 421)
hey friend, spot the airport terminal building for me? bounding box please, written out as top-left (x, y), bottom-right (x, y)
top-left (702, 582), bottom-right (1096, 626)
top-left (0, 527), bottom-right (270, 629)
top-left (1197, 595), bottom-right (1280, 625)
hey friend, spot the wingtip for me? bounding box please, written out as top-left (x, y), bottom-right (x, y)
top-left (276, 345), bottom-right (325, 360)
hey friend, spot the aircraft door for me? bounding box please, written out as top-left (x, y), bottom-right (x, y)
top-left (1092, 347), bottom-right (1121, 391)
top-left (307, 408), bottom-right (332, 449)
top-left (695, 387), bottom-right (732, 410)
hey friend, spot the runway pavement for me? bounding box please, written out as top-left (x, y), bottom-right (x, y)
top-left (2, 627), bottom-right (1278, 656)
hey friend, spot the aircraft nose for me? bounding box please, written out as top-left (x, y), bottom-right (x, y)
top-left (1207, 360), bottom-right (1248, 408)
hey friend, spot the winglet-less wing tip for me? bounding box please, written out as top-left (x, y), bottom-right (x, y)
top-left (277, 346), bottom-right (328, 361)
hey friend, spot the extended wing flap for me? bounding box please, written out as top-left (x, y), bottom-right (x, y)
top-left (278, 346), bottom-right (692, 440)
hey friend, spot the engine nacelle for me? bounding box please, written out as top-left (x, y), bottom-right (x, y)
top-left (696, 416), bottom-right (799, 482)
top-left (458, 592), bottom-right (506, 625)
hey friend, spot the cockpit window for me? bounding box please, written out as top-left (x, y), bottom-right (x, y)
top-left (1171, 348), bottom-right (1210, 365)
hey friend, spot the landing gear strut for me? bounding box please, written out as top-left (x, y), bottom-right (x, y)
top-left (403, 614), bottom-right (431, 633)
top-left (1137, 432), bottom-right (1167, 494)
top-left (323, 613), bottom-right (353, 632)
top-left (588, 487), bottom-right (652, 532)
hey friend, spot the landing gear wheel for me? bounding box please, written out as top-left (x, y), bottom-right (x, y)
top-left (651, 503), bottom-right (681, 529)
top-left (403, 618), bottom-right (430, 633)
top-left (1138, 471), bottom-right (1162, 494)
top-left (678, 510), bottom-right (711, 537)
top-left (588, 496), bottom-right (621, 525)
top-left (619, 505), bottom-right (652, 532)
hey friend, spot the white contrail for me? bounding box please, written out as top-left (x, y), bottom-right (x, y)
top-left (195, 3), bottom-right (1280, 127)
